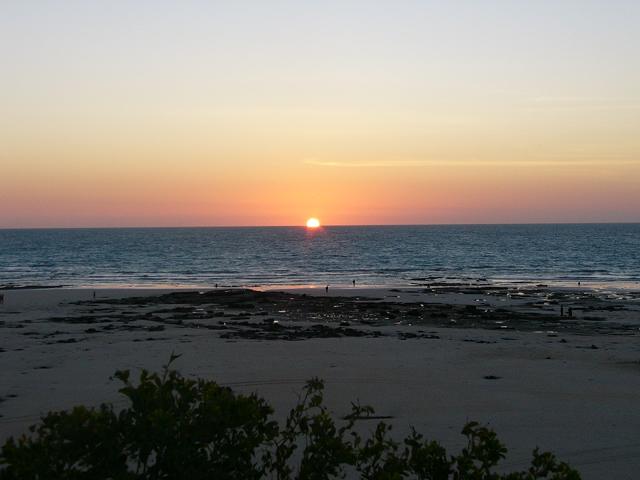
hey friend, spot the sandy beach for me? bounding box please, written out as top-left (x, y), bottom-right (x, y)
top-left (1, 285), bottom-right (639, 479)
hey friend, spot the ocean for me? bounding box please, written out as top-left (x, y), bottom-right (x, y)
top-left (0, 224), bottom-right (638, 288)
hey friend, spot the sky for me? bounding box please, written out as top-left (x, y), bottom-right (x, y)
top-left (1, 0), bottom-right (639, 227)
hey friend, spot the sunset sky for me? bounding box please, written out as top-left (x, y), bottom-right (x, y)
top-left (1, 1), bottom-right (639, 227)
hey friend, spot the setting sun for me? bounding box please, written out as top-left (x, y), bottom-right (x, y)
top-left (306, 218), bottom-right (321, 228)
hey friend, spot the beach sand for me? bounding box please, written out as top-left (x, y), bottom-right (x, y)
top-left (1, 286), bottom-right (639, 478)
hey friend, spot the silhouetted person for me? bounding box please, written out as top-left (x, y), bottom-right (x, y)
top-left (352, 279), bottom-right (356, 287)
top-left (215, 283), bottom-right (218, 289)
top-left (0, 293), bottom-right (4, 305)
top-left (325, 285), bottom-right (329, 293)
top-left (92, 291), bottom-right (96, 299)
top-left (568, 307), bottom-right (573, 318)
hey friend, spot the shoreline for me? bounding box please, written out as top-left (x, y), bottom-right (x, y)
top-left (2, 277), bottom-right (640, 292)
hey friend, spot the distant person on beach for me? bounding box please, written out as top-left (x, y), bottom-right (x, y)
top-left (0, 293), bottom-right (4, 304)
top-left (325, 285), bottom-right (329, 293)
top-left (352, 280), bottom-right (356, 287)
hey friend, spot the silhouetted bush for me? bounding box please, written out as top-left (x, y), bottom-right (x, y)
top-left (0, 355), bottom-right (580, 479)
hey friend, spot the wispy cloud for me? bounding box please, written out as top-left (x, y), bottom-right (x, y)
top-left (524, 96), bottom-right (640, 111)
top-left (303, 158), bottom-right (639, 168)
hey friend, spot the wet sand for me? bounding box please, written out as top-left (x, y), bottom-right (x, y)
top-left (1, 285), bottom-right (639, 478)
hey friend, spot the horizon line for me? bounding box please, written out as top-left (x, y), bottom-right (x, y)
top-left (1, 221), bottom-right (639, 231)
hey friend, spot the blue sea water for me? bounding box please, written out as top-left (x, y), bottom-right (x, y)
top-left (0, 224), bottom-right (638, 288)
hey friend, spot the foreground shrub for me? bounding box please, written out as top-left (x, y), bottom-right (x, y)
top-left (0, 355), bottom-right (580, 479)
